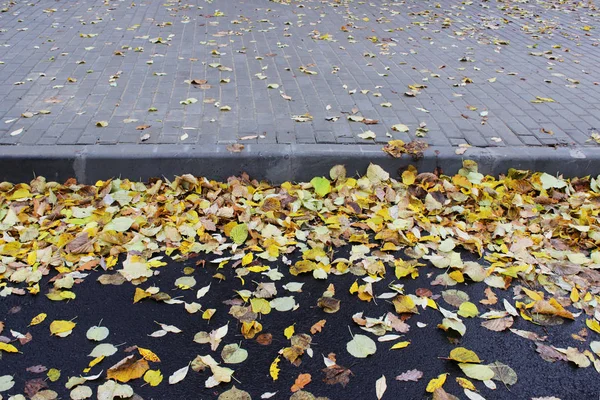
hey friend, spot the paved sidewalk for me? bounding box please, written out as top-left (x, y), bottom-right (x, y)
top-left (0, 0), bottom-right (600, 181)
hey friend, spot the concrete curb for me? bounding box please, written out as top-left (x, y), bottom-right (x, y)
top-left (0, 143), bottom-right (598, 184)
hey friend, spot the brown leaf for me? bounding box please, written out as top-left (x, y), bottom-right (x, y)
top-left (19, 332), bottom-right (33, 345)
top-left (190, 79), bottom-right (207, 85)
top-left (65, 232), bottom-right (94, 254)
top-left (322, 365), bottom-right (352, 387)
top-left (480, 287), bottom-right (498, 305)
top-left (310, 320), bottom-right (326, 334)
top-left (291, 373), bottom-right (312, 392)
top-left (481, 316), bottom-right (514, 332)
top-left (256, 333), bottom-right (272, 346)
top-left (136, 125), bottom-right (151, 130)
top-left (317, 297), bottom-right (341, 313)
top-left (433, 387), bottom-right (459, 400)
top-left (0, 321), bottom-right (3, 335)
top-left (536, 343), bottom-right (568, 363)
top-left (97, 274), bottom-right (127, 285)
top-left (26, 365), bottom-right (48, 373)
top-left (24, 378), bottom-right (47, 397)
top-left (226, 143), bottom-right (245, 153)
top-left (395, 369), bottom-right (423, 382)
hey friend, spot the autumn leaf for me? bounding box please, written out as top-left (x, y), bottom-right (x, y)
top-left (49, 320), bottom-right (76, 337)
top-left (138, 347), bottom-right (161, 362)
top-left (29, 313), bottom-right (47, 326)
top-left (426, 373), bottom-right (448, 392)
top-left (107, 356), bottom-right (149, 382)
top-left (269, 357), bottom-right (280, 381)
top-left (143, 370), bottom-right (163, 386)
top-left (0, 343), bottom-right (18, 353)
top-left (290, 373), bottom-right (311, 392)
top-left (310, 320), bottom-right (326, 334)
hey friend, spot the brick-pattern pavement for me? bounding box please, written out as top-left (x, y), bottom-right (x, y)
top-left (0, 0), bottom-right (599, 148)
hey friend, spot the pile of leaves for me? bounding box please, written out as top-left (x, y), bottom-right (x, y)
top-left (2, 161), bottom-right (600, 399)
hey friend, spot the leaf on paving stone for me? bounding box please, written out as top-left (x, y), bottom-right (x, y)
top-left (481, 317), bottom-right (514, 332)
top-left (488, 361), bottom-right (517, 385)
top-left (96, 121), bottom-right (108, 127)
top-left (392, 124), bottom-right (409, 132)
top-left (70, 385), bottom-right (93, 400)
top-left (136, 125), bottom-right (151, 130)
top-left (426, 373), bottom-right (448, 393)
top-left (226, 143), bottom-right (244, 152)
top-left (97, 380), bottom-right (133, 400)
top-left (449, 347), bottom-right (481, 363)
top-left (358, 130), bottom-right (376, 139)
top-left (107, 355), bottom-right (149, 383)
top-left (347, 334), bottom-right (377, 358)
top-left (143, 370), bottom-right (163, 387)
top-left (90, 343), bottom-right (118, 357)
top-left (50, 320), bottom-right (76, 337)
top-left (291, 373), bottom-right (312, 393)
top-left (459, 364), bottom-right (495, 381)
top-left (168, 364), bottom-right (189, 384)
top-left (87, 325), bottom-right (110, 341)
top-left (221, 343), bottom-right (248, 364)
top-left (395, 369), bottom-right (423, 382)
top-left (10, 128), bottom-right (23, 136)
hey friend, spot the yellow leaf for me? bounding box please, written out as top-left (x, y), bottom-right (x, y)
top-left (50, 320), bottom-right (76, 336)
top-left (570, 287), bottom-right (580, 303)
top-left (456, 377), bottom-right (476, 391)
top-left (390, 341), bottom-right (411, 350)
top-left (247, 265), bottom-right (269, 273)
top-left (349, 281), bottom-right (359, 294)
top-left (587, 319), bottom-right (600, 334)
top-left (138, 347), bottom-right (161, 362)
top-left (47, 368), bottom-right (61, 382)
top-left (0, 343), bottom-right (18, 353)
top-left (88, 356), bottom-right (105, 368)
top-left (284, 324), bottom-right (295, 339)
top-left (457, 302), bottom-right (479, 318)
top-left (107, 356), bottom-right (149, 383)
top-left (250, 298), bottom-right (271, 314)
top-left (241, 252), bottom-right (253, 266)
top-left (29, 313), bottom-right (47, 326)
top-left (144, 369), bottom-right (163, 386)
top-left (241, 320), bottom-right (262, 339)
top-left (269, 356), bottom-right (280, 381)
top-left (448, 347), bottom-right (481, 363)
top-left (426, 373), bottom-right (448, 393)
top-left (133, 288), bottom-right (151, 303)
top-left (202, 309), bottom-right (216, 320)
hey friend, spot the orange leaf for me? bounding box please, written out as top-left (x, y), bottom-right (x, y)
top-left (291, 373), bottom-right (312, 392)
top-left (310, 320), bottom-right (326, 334)
top-left (107, 355), bottom-right (150, 382)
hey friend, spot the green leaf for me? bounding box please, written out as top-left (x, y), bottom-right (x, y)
top-left (540, 173), bottom-right (566, 190)
top-left (488, 361), bottom-right (517, 386)
top-left (310, 177), bottom-right (331, 197)
top-left (458, 363), bottom-right (495, 381)
top-left (86, 326), bottom-right (109, 341)
top-left (458, 302), bottom-right (479, 318)
top-left (347, 334), bottom-right (377, 358)
top-left (0, 375), bottom-right (15, 392)
top-left (230, 224), bottom-right (248, 245)
top-left (221, 344), bottom-right (248, 364)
